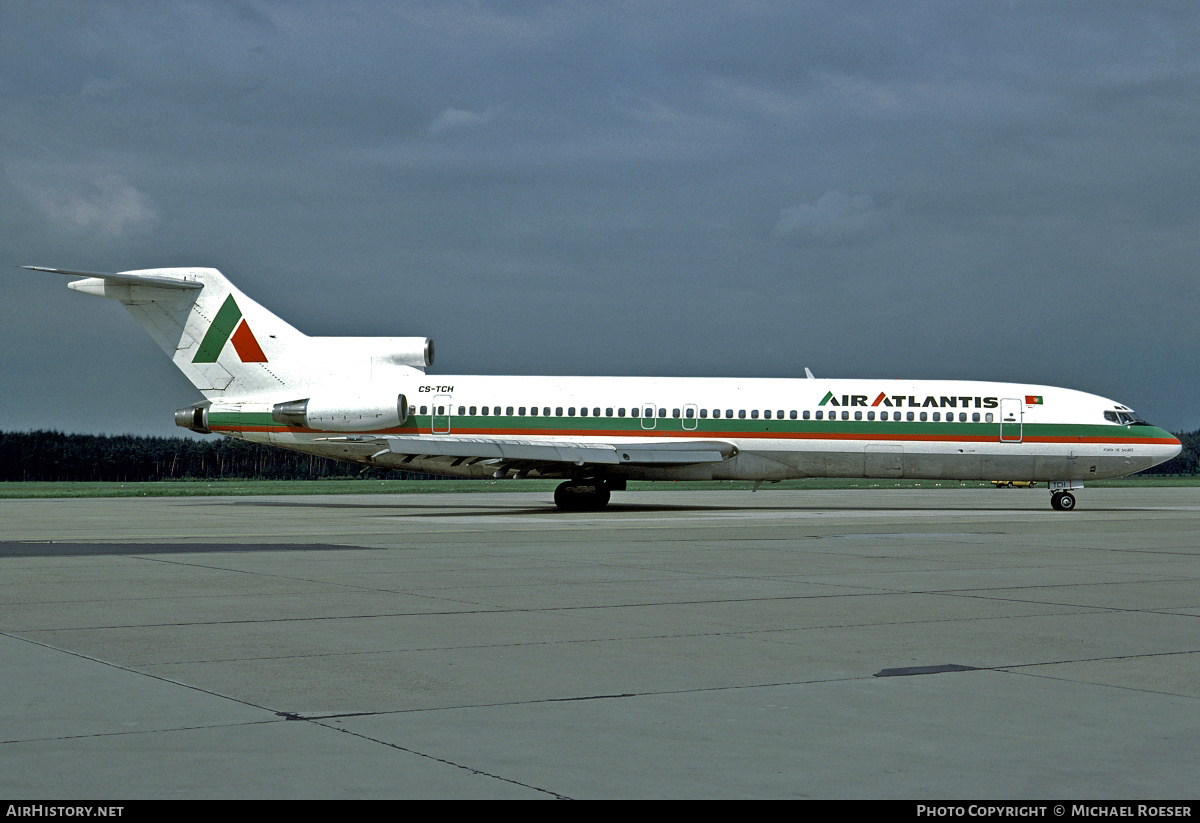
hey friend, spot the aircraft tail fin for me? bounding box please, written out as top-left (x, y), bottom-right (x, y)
top-left (26, 266), bottom-right (308, 399)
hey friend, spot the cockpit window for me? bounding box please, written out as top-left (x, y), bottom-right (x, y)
top-left (1106, 410), bottom-right (1146, 425)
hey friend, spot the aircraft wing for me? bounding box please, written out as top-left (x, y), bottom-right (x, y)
top-left (318, 434), bottom-right (738, 471)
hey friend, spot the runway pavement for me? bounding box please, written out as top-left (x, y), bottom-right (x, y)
top-left (1, 486), bottom-right (1198, 799)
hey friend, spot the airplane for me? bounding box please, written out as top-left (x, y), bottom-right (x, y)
top-left (24, 265), bottom-right (1182, 511)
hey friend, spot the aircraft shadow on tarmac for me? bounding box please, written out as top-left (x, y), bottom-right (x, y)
top-left (199, 498), bottom-right (1085, 516)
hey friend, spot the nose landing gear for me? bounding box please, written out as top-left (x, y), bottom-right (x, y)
top-left (1050, 491), bottom-right (1076, 511)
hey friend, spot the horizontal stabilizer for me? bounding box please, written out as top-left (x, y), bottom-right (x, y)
top-left (22, 266), bottom-right (203, 291)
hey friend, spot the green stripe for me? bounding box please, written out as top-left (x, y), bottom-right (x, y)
top-left (193, 296), bottom-right (243, 363)
top-left (205, 410), bottom-right (1173, 442)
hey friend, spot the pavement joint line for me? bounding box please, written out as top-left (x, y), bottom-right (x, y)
top-left (0, 635), bottom-right (567, 798)
top-left (13, 580), bottom-right (1197, 634)
top-left (9, 588), bottom-right (965, 633)
top-left (0, 630), bottom-right (279, 717)
top-left (995, 657), bottom-right (1200, 702)
top-left (139, 607), bottom-right (1115, 667)
top-left (288, 649), bottom-right (1200, 724)
top-left (0, 718), bottom-right (284, 747)
top-left (307, 719), bottom-right (570, 800)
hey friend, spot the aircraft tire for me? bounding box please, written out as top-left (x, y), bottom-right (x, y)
top-left (1050, 491), bottom-right (1076, 511)
top-left (554, 481), bottom-right (611, 512)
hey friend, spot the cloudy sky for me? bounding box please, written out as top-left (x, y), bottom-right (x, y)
top-left (1, 1), bottom-right (1197, 436)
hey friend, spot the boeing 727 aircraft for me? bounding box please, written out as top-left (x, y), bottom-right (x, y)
top-left (26, 265), bottom-right (1181, 511)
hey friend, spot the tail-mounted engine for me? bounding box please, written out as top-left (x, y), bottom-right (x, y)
top-left (270, 393), bottom-right (409, 431)
top-left (174, 401), bottom-right (212, 434)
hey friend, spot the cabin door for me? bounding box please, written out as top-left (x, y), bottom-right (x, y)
top-left (432, 394), bottom-right (452, 433)
top-left (999, 398), bottom-right (1022, 442)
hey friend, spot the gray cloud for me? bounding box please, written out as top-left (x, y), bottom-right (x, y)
top-left (428, 107), bottom-right (492, 136)
top-left (774, 192), bottom-right (885, 245)
top-left (0, 1), bottom-right (1197, 435)
top-left (15, 171), bottom-right (160, 237)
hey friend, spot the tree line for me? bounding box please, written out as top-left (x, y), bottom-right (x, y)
top-left (0, 429), bottom-right (1195, 483)
top-left (0, 431), bottom-right (443, 482)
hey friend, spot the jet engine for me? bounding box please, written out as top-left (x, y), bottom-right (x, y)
top-left (174, 401), bottom-right (212, 433)
top-left (270, 393), bottom-right (409, 431)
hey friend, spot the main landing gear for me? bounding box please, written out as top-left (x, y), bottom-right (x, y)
top-left (1050, 491), bottom-right (1076, 511)
top-left (554, 478), bottom-right (612, 511)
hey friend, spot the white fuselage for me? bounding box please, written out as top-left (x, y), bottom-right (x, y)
top-left (214, 374), bottom-right (1181, 483)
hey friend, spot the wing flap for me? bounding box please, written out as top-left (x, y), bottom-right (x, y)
top-left (318, 434), bottom-right (737, 467)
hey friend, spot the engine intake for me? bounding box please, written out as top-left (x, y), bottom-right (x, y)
top-left (271, 393), bottom-right (409, 431)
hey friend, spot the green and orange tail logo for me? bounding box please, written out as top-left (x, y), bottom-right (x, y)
top-left (193, 295), bottom-right (268, 363)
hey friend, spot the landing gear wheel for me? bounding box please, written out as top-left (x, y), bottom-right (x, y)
top-left (554, 480), bottom-right (612, 512)
top-left (1050, 491), bottom-right (1076, 511)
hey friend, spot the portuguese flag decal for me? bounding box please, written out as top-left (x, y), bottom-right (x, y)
top-left (1025, 395), bottom-right (1043, 405)
top-left (193, 295), bottom-right (268, 363)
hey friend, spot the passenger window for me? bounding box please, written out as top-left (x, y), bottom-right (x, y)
top-left (469, 406), bottom-right (477, 415)
top-left (685, 408), bottom-right (694, 418)
top-left (543, 407), bottom-right (551, 416)
top-left (506, 406), bottom-right (514, 416)
top-left (631, 407), bottom-right (639, 418)
top-left (815, 410), bottom-right (823, 420)
top-left (906, 412), bottom-right (915, 421)
top-left (985, 413), bottom-right (993, 423)
top-left (880, 411), bottom-right (887, 421)
top-left (606, 408), bottom-right (613, 417)
top-left (569, 407), bottom-right (577, 416)
top-left (618, 408), bottom-right (625, 417)
top-left (841, 411), bottom-right (849, 420)
top-left (458, 406), bottom-right (465, 415)
top-left (481, 406), bottom-right (489, 416)
top-left (580, 407), bottom-right (588, 417)
top-left (867, 411), bottom-right (875, 421)
top-left (672, 409), bottom-right (681, 418)
top-left (932, 412), bottom-right (940, 421)
top-left (530, 407), bottom-right (538, 416)
top-left (699, 409), bottom-right (708, 418)
top-left (972, 413), bottom-right (980, 422)
top-left (751, 410), bottom-right (759, 419)
top-left (726, 410), bottom-right (733, 418)
top-left (659, 408), bottom-right (667, 417)
top-left (594, 407), bottom-right (600, 416)
top-left (803, 411), bottom-right (810, 420)
top-left (853, 411), bottom-right (861, 420)
top-left (436, 406), bottom-right (445, 415)
top-left (556, 407), bottom-right (564, 416)
top-left (919, 412), bottom-right (927, 422)
top-left (420, 406), bottom-right (428, 415)
top-left (763, 410), bottom-right (771, 419)
top-left (790, 411), bottom-right (797, 419)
